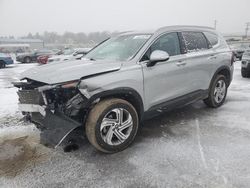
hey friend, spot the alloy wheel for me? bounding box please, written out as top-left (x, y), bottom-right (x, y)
top-left (214, 80), bottom-right (226, 103)
top-left (100, 108), bottom-right (133, 146)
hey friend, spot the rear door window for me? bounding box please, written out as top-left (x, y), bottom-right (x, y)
top-left (182, 32), bottom-right (209, 52)
top-left (204, 32), bottom-right (219, 47)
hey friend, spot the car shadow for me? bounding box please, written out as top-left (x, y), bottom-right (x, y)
top-left (137, 102), bottom-right (210, 139)
top-left (3, 66), bottom-right (15, 69)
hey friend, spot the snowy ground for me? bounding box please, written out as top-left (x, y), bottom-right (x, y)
top-left (0, 62), bottom-right (250, 188)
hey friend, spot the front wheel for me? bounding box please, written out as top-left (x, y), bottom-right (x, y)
top-left (204, 75), bottom-right (228, 108)
top-left (24, 56), bottom-right (31, 63)
top-left (0, 61), bottom-right (5, 68)
top-left (85, 98), bottom-right (139, 153)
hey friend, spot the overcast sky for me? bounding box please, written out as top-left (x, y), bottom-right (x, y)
top-left (0, 0), bottom-right (249, 37)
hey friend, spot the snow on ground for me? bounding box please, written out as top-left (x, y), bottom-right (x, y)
top-left (0, 62), bottom-right (36, 118)
top-left (0, 63), bottom-right (36, 126)
top-left (0, 63), bottom-right (41, 174)
top-left (0, 62), bottom-right (40, 133)
top-left (0, 61), bottom-right (250, 188)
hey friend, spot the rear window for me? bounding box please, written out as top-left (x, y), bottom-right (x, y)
top-left (204, 32), bottom-right (218, 47)
top-left (182, 32), bottom-right (209, 52)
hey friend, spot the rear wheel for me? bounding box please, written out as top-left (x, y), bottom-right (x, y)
top-left (85, 98), bottom-right (139, 153)
top-left (24, 56), bottom-right (31, 63)
top-left (204, 75), bottom-right (228, 108)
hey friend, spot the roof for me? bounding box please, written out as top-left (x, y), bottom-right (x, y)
top-left (157, 25), bottom-right (215, 32)
top-left (117, 25), bottom-right (216, 36)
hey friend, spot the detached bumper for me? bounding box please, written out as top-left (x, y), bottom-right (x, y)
top-left (19, 104), bottom-right (81, 148)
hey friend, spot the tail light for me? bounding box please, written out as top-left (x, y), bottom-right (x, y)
top-left (45, 57), bottom-right (49, 64)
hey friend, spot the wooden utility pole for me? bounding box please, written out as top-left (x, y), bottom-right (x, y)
top-left (245, 22), bottom-right (250, 39)
top-left (214, 20), bottom-right (217, 29)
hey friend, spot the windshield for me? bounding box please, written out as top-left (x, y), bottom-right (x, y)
top-left (63, 49), bottom-right (75, 55)
top-left (84, 34), bottom-right (151, 61)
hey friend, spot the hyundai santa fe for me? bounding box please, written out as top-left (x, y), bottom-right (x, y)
top-left (14, 26), bottom-right (234, 153)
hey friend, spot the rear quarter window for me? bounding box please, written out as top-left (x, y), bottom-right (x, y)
top-left (204, 32), bottom-right (219, 47)
top-left (182, 32), bottom-right (209, 52)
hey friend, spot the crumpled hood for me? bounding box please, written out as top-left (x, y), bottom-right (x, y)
top-left (20, 60), bottom-right (122, 84)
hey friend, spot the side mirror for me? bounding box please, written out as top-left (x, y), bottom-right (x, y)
top-left (147, 50), bottom-right (170, 67)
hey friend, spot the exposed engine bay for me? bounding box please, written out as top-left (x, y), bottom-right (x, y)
top-left (13, 79), bottom-right (89, 147)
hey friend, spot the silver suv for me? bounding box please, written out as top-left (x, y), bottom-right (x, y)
top-left (14, 26), bottom-right (234, 153)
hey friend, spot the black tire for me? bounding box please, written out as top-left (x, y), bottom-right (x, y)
top-left (24, 56), bottom-right (31, 63)
top-left (203, 75), bottom-right (228, 108)
top-left (241, 68), bottom-right (250, 78)
top-left (0, 61), bottom-right (5, 68)
top-left (85, 98), bottom-right (139, 153)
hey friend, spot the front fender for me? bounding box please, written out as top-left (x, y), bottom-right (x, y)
top-left (80, 87), bottom-right (144, 122)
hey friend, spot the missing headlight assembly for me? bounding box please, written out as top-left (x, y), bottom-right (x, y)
top-left (13, 79), bottom-right (90, 148)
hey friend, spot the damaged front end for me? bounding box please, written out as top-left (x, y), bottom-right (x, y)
top-left (13, 79), bottom-right (89, 148)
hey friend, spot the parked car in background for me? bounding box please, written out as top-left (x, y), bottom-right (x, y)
top-left (14, 26), bottom-right (234, 153)
top-left (241, 50), bottom-right (250, 78)
top-left (234, 49), bottom-right (244, 60)
top-left (52, 49), bottom-right (63, 55)
top-left (37, 49), bottom-right (63, 64)
top-left (230, 44), bottom-right (248, 60)
top-left (37, 55), bottom-right (51, 65)
top-left (37, 49), bottom-right (74, 65)
top-left (16, 49), bottom-right (55, 63)
top-left (47, 48), bottom-right (91, 63)
top-left (0, 53), bottom-right (14, 68)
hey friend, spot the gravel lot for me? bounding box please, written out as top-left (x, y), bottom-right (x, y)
top-left (0, 62), bottom-right (250, 188)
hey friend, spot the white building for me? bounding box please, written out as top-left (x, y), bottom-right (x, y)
top-left (0, 38), bottom-right (44, 50)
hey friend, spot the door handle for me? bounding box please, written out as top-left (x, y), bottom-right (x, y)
top-left (176, 61), bottom-right (186, 66)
